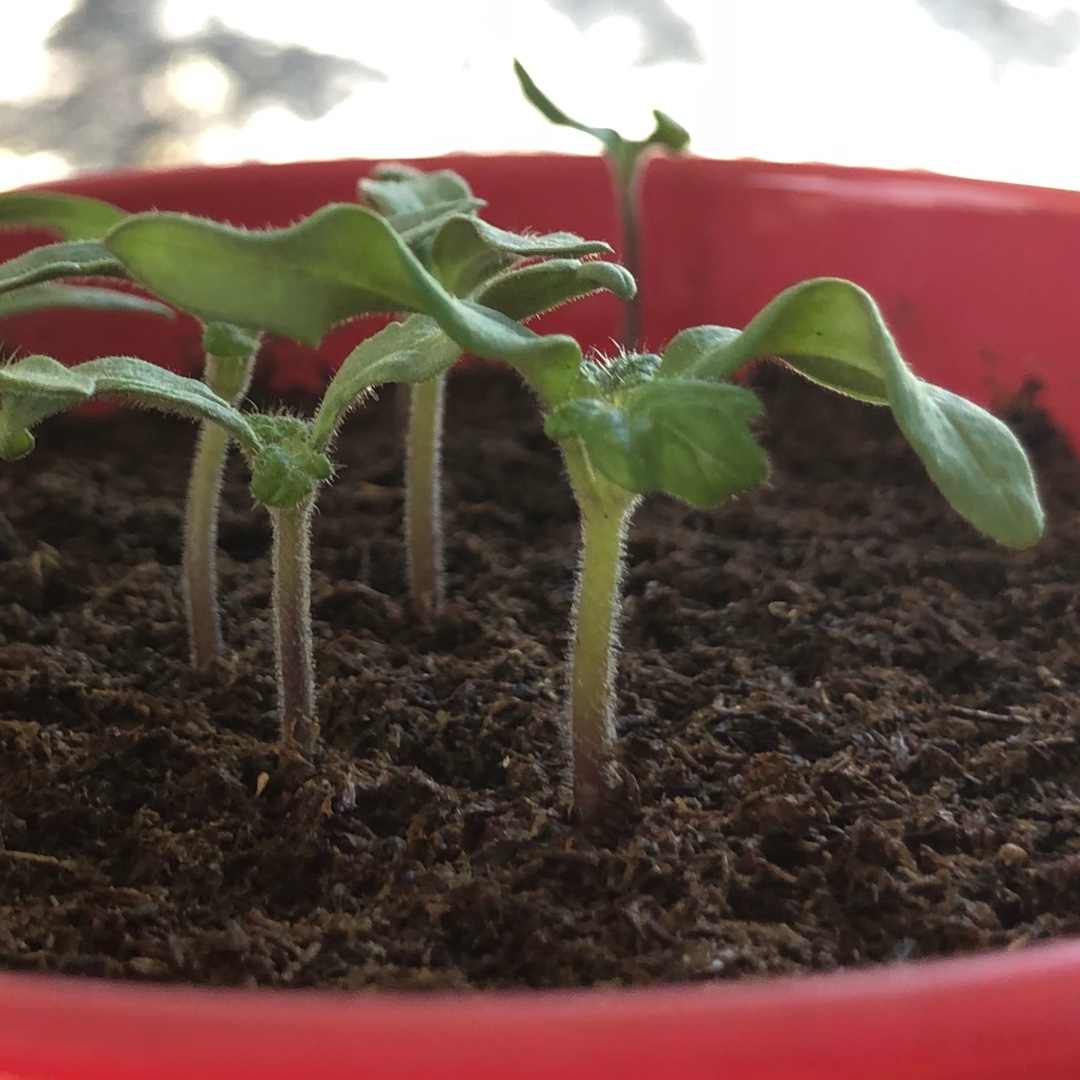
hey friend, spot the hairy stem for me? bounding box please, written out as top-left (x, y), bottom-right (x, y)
top-left (183, 351), bottom-right (254, 668)
top-left (405, 374), bottom-right (445, 617)
top-left (562, 440), bottom-right (639, 821)
top-left (270, 497), bottom-right (318, 753)
top-left (614, 159), bottom-right (643, 351)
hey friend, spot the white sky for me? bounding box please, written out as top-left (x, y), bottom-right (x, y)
top-left (2, 0), bottom-right (1080, 191)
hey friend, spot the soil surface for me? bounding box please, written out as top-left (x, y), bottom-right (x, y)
top-left (1, 363), bottom-right (1079, 990)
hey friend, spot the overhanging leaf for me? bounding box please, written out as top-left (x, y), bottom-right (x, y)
top-left (683, 278), bottom-right (1044, 548)
top-left (312, 315), bottom-right (462, 449)
top-left (476, 258), bottom-right (636, 322)
top-left (431, 216), bottom-right (614, 296)
top-left (545, 379), bottom-right (767, 508)
top-left (0, 354), bottom-right (257, 460)
top-left (0, 192), bottom-right (127, 240)
top-left (105, 203), bottom-right (582, 389)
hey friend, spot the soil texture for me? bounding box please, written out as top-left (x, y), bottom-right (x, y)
top-left (1, 364), bottom-right (1079, 990)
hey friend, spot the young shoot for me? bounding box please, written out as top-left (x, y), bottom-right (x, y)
top-left (360, 163), bottom-right (633, 616)
top-left (514, 59), bottom-right (689, 349)
top-left (480, 277), bottom-right (1044, 820)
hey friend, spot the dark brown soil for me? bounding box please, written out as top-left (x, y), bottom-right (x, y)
top-left (1, 363), bottom-right (1079, 990)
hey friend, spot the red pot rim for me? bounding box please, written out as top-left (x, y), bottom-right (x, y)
top-left (1, 156), bottom-right (1079, 1080)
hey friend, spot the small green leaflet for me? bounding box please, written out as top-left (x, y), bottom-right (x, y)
top-left (546, 378), bottom-right (768, 508)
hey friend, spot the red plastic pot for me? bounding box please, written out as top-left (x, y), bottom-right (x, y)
top-left (1, 155), bottom-right (1079, 1079)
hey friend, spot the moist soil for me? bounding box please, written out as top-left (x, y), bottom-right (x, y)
top-left (1, 363), bottom-right (1079, 991)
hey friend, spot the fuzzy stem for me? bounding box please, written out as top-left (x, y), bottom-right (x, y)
top-left (405, 374), bottom-right (445, 616)
top-left (183, 352), bottom-right (254, 668)
top-left (562, 440), bottom-right (639, 821)
top-left (614, 159), bottom-right (643, 351)
top-left (270, 496), bottom-right (318, 753)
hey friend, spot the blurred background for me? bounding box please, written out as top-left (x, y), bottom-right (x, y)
top-left (2, 0), bottom-right (1079, 191)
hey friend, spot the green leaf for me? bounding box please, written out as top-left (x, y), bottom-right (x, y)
top-left (104, 203), bottom-right (583, 393)
top-left (0, 239), bottom-right (127, 296)
top-left (659, 325), bottom-right (742, 381)
top-left (360, 167), bottom-right (478, 217)
top-left (389, 198), bottom-right (487, 251)
top-left (359, 166), bottom-right (485, 259)
top-left (513, 59), bottom-right (689, 179)
top-left (104, 205), bottom-right (509, 347)
top-left (545, 378), bottom-right (768, 508)
top-left (0, 354), bottom-right (257, 460)
top-left (678, 278), bottom-right (1045, 548)
top-left (430, 216), bottom-right (613, 296)
top-left (0, 283), bottom-right (173, 320)
top-left (312, 315), bottom-right (462, 449)
top-left (476, 258), bottom-right (636, 322)
top-left (0, 192), bottom-right (126, 240)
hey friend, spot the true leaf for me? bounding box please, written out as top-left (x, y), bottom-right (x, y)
top-left (431, 216), bottom-right (613, 296)
top-left (0, 354), bottom-right (257, 459)
top-left (312, 315), bottom-right (462, 449)
top-left (545, 378), bottom-right (768, 508)
top-left (360, 167), bottom-right (478, 217)
top-left (476, 258), bottom-right (636, 323)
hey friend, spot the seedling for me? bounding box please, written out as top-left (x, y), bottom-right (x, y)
top-left (359, 163), bottom-right (629, 615)
top-left (459, 277), bottom-right (1044, 819)
top-left (0, 196), bottom-right (631, 753)
top-left (514, 59), bottom-right (689, 348)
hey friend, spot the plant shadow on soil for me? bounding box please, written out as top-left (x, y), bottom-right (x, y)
top-left (1, 361), bottom-right (1079, 989)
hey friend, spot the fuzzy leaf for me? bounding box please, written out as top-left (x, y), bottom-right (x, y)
top-left (0, 192), bottom-right (127, 240)
top-left (677, 278), bottom-right (1045, 548)
top-left (545, 379), bottom-right (767, 508)
top-left (0, 354), bottom-right (256, 459)
top-left (659, 325), bottom-right (742, 381)
top-left (431, 216), bottom-right (613, 296)
top-left (312, 315), bottom-right (462, 449)
top-left (360, 167), bottom-right (477, 217)
top-left (0, 239), bottom-right (126, 295)
top-left (105, 203), bottom-right (583, 393)
top-left (0, 283), bottom-right (173, 320)
top-left (476, 258), bottom-right (636, 322)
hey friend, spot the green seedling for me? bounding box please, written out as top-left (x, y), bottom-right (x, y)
top-left (461, 277), bottom-right (1044, 819)
top-left (0, 199), bottom-right (629, 753)
top-left (514, 59), bottom-right (689, 349)
top-left (360, 163), bottom-right (632, 615)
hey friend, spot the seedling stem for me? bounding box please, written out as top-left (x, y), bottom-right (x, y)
top-left (184, 346), bottom-right (255, 667)
top-left (563, 439), bottom-right (638, 816)
top-left (271, 496), bottom-right (317, 752)
top-left (405, 373), bottom-right (446, 616)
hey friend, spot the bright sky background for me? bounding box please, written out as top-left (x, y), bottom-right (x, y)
top-left (2, 0), bottom-right (1080, 191)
